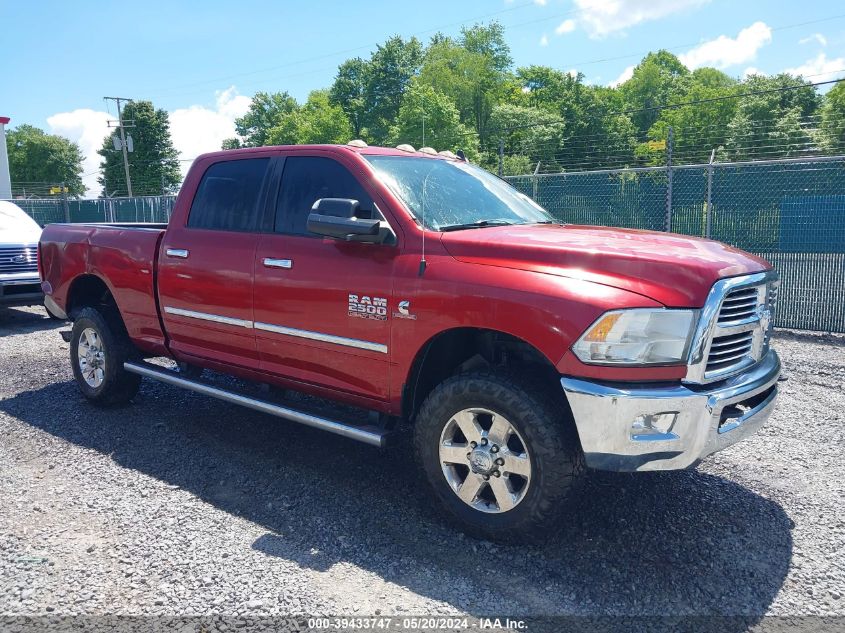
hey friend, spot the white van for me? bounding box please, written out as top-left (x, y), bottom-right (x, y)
top-left (0, 201), bottom-right (43, 309)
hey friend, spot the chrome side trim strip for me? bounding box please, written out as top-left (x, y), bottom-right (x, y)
top-left (161, 306), bottom-right (388, 353)
top-left (123, 361), bottom-right (387, 447)
top-left (254, 321), bottom-right (388, 354)
top-left (163, 306), bottom-right (253, 329)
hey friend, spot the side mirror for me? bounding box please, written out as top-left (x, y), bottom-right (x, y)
top-left (307, 198), bottom-right (391, 244)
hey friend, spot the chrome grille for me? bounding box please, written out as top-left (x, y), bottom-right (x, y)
top-left (717, 287), bottom-right (759, 324)
top-left (706, 331), bottom-right (754, 373)
top-left (685, 271), bottom-right (778, 384)
top-left (0, 245), bottom-right (38, 275)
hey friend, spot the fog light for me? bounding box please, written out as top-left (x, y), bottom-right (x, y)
top-left (631, 412), bottom-right (679, 441)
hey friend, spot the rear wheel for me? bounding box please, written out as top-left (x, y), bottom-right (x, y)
top-left (70, 307), bottom-right (140, 406)
top-left (414, 370), bottom-right (583, 543)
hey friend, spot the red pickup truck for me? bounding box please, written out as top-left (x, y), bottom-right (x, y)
top-left (39, 143), bottom-right (781, 541)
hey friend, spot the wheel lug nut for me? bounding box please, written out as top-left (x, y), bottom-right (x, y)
top-left (470, 441), bottom-right (477, 448)
top-left (495, 458), bottom-right (504, 466)
top-left (466, 452), bottom-right (472, 459)
top-left (480, 438), bottom-right (488, 446)
top-left (490, 445), bottom-right (499, 453)
top-left (494, 470), bottom-right (501, 477)
top-left (483, 475), bottom-right (490, 481)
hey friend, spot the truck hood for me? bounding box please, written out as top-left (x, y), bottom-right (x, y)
top-left (440, 224), bottom-right (771, 307)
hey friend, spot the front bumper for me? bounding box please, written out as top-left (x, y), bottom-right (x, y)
top-left (560, 349), bottom-right (780, 471)
top-left (0, 275), bottom-right (43, 307)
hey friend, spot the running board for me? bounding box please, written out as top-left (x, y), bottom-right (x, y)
top-left (123, 360), bottom-right (388, 447)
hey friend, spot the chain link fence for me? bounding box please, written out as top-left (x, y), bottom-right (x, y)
top-left (507, 155), bottom-right (845, 333)
top-left (6, 196), bottom-right (175, 226)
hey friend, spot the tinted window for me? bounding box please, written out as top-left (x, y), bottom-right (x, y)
top-left (275, 157), bottom-right (374, 236)
top-left (188, 158), bottom-right (270, 231)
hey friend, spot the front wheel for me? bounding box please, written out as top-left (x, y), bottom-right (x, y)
top-left (70, 307), bottom-right (140, 406)
top-left (414, 370), bottom-right (583, 543)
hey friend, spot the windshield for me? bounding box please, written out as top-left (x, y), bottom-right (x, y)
top-left (364, 155), bottom-right (554, 231)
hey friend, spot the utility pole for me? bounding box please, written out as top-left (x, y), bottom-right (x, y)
top-left (104, 97), bottom-right (134, 197)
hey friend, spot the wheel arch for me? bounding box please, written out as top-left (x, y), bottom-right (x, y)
top-left (66, 274), bottom-right (123, 322)
top-left (402, 327), bottom-right (563, 421)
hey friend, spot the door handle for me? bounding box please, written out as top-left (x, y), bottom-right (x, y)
top-left (263, 258), bottom-right (292, 269)
top-left (166, 248), bottom-right (189, 259)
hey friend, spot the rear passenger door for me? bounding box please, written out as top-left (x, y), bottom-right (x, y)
top-left (158, 155), bottom-right (274, 369)
top-left (253, 153), bottom-right (398, 402)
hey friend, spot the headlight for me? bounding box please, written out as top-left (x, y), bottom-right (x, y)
top-left (572, 309), bottom-right (697, 365)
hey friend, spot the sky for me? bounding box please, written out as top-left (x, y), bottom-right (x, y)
top-left (2, 0), bottom-right (844, 194)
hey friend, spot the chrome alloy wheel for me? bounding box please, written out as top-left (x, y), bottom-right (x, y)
top-left (438, 408), bottom-right (532, 513)
top-left (77, 327), bottom-right (106, 388)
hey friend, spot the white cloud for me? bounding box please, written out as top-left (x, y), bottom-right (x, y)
top-left (534, 0), bottom-right (547, 5)
top-left (799, 33), bottom-right (827, 46)
top-left (567, 69), bottom-right (579, 78)
top-left (47, 109), bottom-right (110, 196)
top-left (608, 64), bottom-right (634, 87)
top-left (784, 52), bottom-right (845, 82)
top-left (679, 21), bottom-right (772, 70)
top-left (555, 18), bottom-right (576, 35)
top-left (157, 86), bottom-right (251, 179)
top-left (743, 66), bottom-right (765, 79)
top-left (574, 0), bottom-right (709, 38)
top-left (46, 87), bottom-right (251, 196)
top-left (539, 33), bottom-right (549, 46)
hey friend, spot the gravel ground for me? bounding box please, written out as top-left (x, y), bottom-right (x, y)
top-left (0, 306), bottom-right (843, 628)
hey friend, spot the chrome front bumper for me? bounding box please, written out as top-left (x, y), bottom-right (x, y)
top-left (560, 349), bottom-right (780, 472)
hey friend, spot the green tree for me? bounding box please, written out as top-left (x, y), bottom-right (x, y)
top-left (223, 91), bottom-right (298, 148)
top-left (266, 90), bottom-right (353, 145)
top-left (816, 82), bottom-right (845, 153)
top-left (725, 74), bottom-right (821, 160)
top-left (621, 50), bottom-right (689, 134)
top-left (387, 80), bottom-right (477, 154)
top-left (98, 101), bottom-right (181, 197)
top-left (364, 36), bottom-right (424, 143)
top-left (6, 125), bottom-right (85, 195)
top-left (487, 104), bottom-right (565, 168)
top-left (419, 22), bottom-right (513, 143)
top-left (329, 58), bottom-right (369, 138)
top-left (648, 67), bottom-right (739, 163)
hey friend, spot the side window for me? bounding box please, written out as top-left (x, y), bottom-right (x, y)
top-left (275, 156), bottom-right (376, 236)
top-left (187, 158), bottom-right (270, 231)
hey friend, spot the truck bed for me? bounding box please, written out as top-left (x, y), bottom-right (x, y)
top-left (39, 222), bottom-right (169, 355)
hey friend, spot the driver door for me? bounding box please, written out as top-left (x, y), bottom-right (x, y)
top-left (253, 153), bottom-right (398, 402)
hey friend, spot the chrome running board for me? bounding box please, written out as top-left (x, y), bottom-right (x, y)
top-left (123, 360), bottom-right (388, 447)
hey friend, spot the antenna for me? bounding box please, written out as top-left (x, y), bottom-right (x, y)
top-left (419, 168), bottom-right (431, 276)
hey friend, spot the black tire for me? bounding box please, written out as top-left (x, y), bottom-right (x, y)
top-left (414, 369), bottom-right (583, 543)
top-left (70, 306), bottom-right (141, 406)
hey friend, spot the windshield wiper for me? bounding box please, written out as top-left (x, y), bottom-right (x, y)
top-left (438, 219), bottom-right (517, 232)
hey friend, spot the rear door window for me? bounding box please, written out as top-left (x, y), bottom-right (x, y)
top-left (188, 158), bottom-right (271, 231)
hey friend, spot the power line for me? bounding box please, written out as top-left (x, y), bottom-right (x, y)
top-left (474, 76), bottom-right (845, 137)
top-left (144, 1), bottom-right (577, 100)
